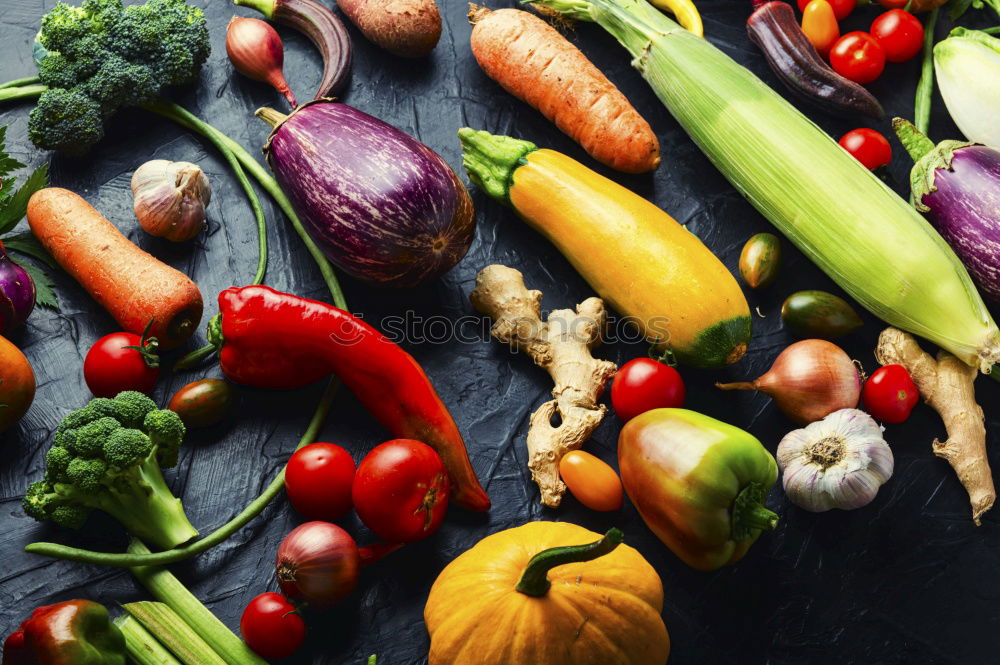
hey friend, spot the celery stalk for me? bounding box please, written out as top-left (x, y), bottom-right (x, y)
top-left (116, 614), bottom-right (184, 665)
top-left (124, 602), bottom-right (228, 665)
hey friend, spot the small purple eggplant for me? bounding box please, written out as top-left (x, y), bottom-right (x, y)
top-left (894, 118), bottom-right (1000, 302)
top-left (0, 242), bottom-right (35, 332)
top-left (257, 100), bottom-right (474, 287)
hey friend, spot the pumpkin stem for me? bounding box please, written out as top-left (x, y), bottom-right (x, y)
top-left (731, 481), bottom-right (779, 541)
top-left (515, 528), bottom-right (624, 598)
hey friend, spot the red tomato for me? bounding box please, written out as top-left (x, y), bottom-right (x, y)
top-left (876, 0), bottom-right (909, 8)
top-left (559, 451), bottom-right (623, 512)
top-left (611, 358), bottom-right (685, 423)
top-left (83, 330), bottom-right (160, 397)
top-left (838, 128), bottom-right (892, 170)
top-left (240, 593), bottom-right (306, 660)
top-left (797, 0), bottom-right (855, 20)
top-left (862, 364), bottom-right (919, 424)
top-left (830, 32), bottom-right (886, 84)
top-left (285, 443), bottom-right (356, 521)
top-left (352, 439), bottom-right (449, 543)
top-left (870, 10), bottom-right (924, 63)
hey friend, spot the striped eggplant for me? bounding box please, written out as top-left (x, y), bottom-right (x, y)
top-left (257, 100), bottom-right (475, 287)
top-left (894, 118), bottom-right (1000, 302)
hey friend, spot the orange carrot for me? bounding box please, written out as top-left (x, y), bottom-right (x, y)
top-left (27, 188), bottom-right (203, 349)
top-left (469, 7), bottom-right (660, 174)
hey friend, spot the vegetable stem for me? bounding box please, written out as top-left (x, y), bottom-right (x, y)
top-left (914, 8), bottom-right (939, 136)
top-left (515, 528), bottom-right (624, 597)
top-left (233, 0), bottom-right (278, 19)
top-left (891, 117), bottom-right (936, 163)
top-left (254, 107), bottom-right (289, 128)
top-left (116, 614), bottom-right (184, 665)
top-left (25, 377), bottom-right (339, 566)
top-left (123, 601), bottom-right (228, 665)
top-left (0, 84), bottom-right (48, 103)
top-left (0, 76), bottom-right (42, 90)
top-left (129, 542), bottom-right (267, 665)
top-left (730, 481), bottom-right (779, 539)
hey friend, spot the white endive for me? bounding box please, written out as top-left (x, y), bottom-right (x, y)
top-left (777, 409), bottom-right (893, 512)
top-left (935, 28), bottom-right (1000, 148)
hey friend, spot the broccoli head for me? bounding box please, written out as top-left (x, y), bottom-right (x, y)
top-left (23, 391), bottom-right (198, 550)
top-left (30, 0), bottom-right (209, 154)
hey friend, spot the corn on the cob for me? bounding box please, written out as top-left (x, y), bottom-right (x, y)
top-left (530, 0), bottom-right (1000, 371)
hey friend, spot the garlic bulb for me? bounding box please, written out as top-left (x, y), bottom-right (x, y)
top-left (131, 160), bottom-right (211, 242)
top-left (776, 408), bottom-right (893, 512)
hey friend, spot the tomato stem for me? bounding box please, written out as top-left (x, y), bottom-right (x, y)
top-left (515, 528), bottom-right (624, 597)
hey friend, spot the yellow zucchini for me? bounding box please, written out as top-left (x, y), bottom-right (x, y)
top-left (460, 128), bottom-right (751, 368)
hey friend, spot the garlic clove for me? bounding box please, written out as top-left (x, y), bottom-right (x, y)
top-left (776, 408), bottom-right (893, 512)
top-left (131, 159), bottom-right (211, 243)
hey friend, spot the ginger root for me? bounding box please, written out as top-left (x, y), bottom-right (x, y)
top-left (875, 327), bottom-right (994, 524)
top-left (471, 264), bottom-right (617, 507)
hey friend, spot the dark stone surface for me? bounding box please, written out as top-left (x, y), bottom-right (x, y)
top-left (1, 1), bottom-right (998, 663)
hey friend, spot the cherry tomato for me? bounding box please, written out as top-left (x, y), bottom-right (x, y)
top-left (352, 439), bottom-right (450, 543)
top-left (830, 32), bottom-right (886, 84)
top-left (168, 378), bottom-right (233, 428)
top-left (797, 0), bottom-right (855, 20)
top-left (862, 364), bottom-right (919, 424)
top-left (559, 451), bottom-right (623, 512)
top-left (240, 592), bottom-right (306, 660)
top-left (802, 0), bottom-right (840, 57)
top-left (83, 329), bottom-right (160, 398)
top-left (870, 9), bottom-right (924, 63)
top-left (838, 128), bottom-right (892, 170)
top-left (611, 358), bottom-right (685, 423)
top-left (285, 443), bottom-right (356, 521)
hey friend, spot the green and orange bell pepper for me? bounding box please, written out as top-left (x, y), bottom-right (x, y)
top-left (2, 600), bottom-right (126, 665)
top-left (618, 408), bottom-right (779, 571)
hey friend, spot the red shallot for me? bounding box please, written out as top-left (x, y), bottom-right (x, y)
top-left (275, 521), bottom-right (359, 608)
top-left (716, 339), bottom-right (861, 424)
top-left (226, 17), bottom-right (298, 107)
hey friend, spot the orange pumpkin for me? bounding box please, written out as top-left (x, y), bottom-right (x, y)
top-left (0, 334), bottom-right (35, 433)
top-left (424, 521), bottom-right (669, 665)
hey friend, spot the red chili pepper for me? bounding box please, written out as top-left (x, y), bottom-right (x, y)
top-left (209, 285), bottom-right (490, 512)
top-left (2, 600), bottom-right (126, 665)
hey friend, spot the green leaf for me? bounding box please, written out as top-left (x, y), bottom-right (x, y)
top-left (0, 164), bottom-right (48, 235)
top-left (0, 126), bottom-right (26, 184)
top-left (2, 232), bottom-right (57, 268)
top-left (13, 255), bottom-right (59, 310)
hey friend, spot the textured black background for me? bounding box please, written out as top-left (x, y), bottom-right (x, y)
top-left (2, 1), bottom-right (999, 663)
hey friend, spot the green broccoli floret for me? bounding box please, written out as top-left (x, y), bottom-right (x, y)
top-left (23, 391), bottom-right (197, 550)
top-left (27, 88), bottom-right (104, 155)
top-left (29, 0), bottom-right (209, 154)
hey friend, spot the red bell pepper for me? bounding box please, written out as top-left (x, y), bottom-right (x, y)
top-left (2, 600), bottom-right (126, 665)
top-left (207, 285), bottom-right (491, 512)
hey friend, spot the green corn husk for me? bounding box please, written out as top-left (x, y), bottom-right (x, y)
top-left (530, 0), bottom-right (1000, 371)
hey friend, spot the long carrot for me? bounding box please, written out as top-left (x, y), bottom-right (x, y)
top-left (469, 6), bottom-right (660, 174)
top-left (27, 188), bottom-right (203, 349)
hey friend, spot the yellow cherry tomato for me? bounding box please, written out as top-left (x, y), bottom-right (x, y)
top-left (802, 0), bottom-right (840, 58)
top-left (559, 451), bottom-right (624, 512)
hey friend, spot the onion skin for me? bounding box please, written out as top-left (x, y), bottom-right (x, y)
top-left (0, 243), bottom-right (35, 333)
top-left (259, 100), bottom-right (475, 287)
top-left (227, 17), bottom-right (298, 107)
top-left (716, 339), bottom-right (861, 424)
top-left (275, 521), bottom-right (360, 608)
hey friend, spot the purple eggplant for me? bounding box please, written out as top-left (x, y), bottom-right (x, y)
top-left (257, 100), bottom-right (474, 287)
top-left (0, 242), bottom-right (35, 332)
top-left (893, 118), bottom-right (1000, 302)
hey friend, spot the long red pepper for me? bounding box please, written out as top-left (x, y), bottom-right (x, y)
top-left (211, 285), bottom-right (491, 512)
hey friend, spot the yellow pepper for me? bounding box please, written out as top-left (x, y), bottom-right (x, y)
top-left (648, 0), bottom-right (703, 37)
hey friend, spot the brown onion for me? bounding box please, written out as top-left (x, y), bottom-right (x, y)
top-left (227, 17), bottom-right (298, 107)
top-left (275, 521), bottom-right (359, 608)
top-left (716, 339), bottom-right (861, 424)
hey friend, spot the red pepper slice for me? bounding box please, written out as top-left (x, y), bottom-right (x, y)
top-left (212, 285), bottom-right (491, 512)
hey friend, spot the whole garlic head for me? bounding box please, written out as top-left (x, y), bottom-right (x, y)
top-left (776, 408), bottom-right (893, 512)
top-left (131, 159), bottom-right (211, 242)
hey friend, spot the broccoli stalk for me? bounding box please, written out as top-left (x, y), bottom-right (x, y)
top-left (0, 0), bottom-right (347, 307)
top-left (23, 391), bottom-right (198, 550)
